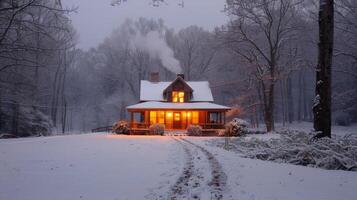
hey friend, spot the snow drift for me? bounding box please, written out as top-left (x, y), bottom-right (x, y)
top-left (211, 130), bottom-right (357, 171)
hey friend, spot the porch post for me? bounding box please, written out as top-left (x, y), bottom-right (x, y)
top-left (130, 112), bottom-right (134, 128)
top-left (224, 111), bottom-right (226, 124)
top-left (205, 111), bottom-right (208, 129)
top-left (219, 112), bottom-right (222, 124)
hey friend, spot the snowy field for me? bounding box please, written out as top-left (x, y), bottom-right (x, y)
top-left (1, 132), bottom-right (357, 200)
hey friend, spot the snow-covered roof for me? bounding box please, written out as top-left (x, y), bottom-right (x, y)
top-left (127, 101), bottom-right (230, 110)
top-left (140, 80), bottom-right (214, 102)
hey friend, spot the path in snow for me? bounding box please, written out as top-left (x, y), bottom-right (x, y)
top-left (168, 137), bottom-right (228, 200)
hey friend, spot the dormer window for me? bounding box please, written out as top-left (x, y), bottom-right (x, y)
top-left (172, 91), bottom-right (184, 103)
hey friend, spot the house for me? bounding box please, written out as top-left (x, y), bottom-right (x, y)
top-left (126, 73), bottom-right (231, 134)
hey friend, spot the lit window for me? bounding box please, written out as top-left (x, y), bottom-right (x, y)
top-left (172, 91), bottom-right (184, 103)
top-left (158, 111), bottom-right (165, 124)
top-left (150, 111), bottom-right (157, 124)
top-left (174, 112), bottom-right (181, 121)
top-left (192, 112), bottom-right (199, 124)
top-left (166, 112), bottom-right (173, 129)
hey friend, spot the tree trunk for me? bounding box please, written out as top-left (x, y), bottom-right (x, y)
top-left (279, 79), bottom-right (286, 126)
top-left (302, 72), bottom-right (308, 120)
top-left (298, 70), bottom-right (303, 122)
top-left (11, 102), bottom-right (19, 136)
top-left (286, 75), bottom-right (294, 123)
top-left (261, 80), bottom-right (275, 132)
top-left (313, 0), bottom-right (334, 138)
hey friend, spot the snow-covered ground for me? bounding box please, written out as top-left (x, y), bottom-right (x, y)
top-left (274, 122), bottom-right (357, 136)
top-left (1, 133), bottom-right (357, 200)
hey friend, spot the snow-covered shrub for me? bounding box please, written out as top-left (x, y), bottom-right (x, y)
top-left (22, 107), bottom-right (52, 136)
top-left (210, 130), bottom-right (357, 171)
top-left (112, 120), bottom-right (129, 134)
top-left (217, 129), bottom-right (226, 137)
top-left (225, 118), bottom-right (250, 136)
top-left (0, 133), bottom-right (18, 139)
top-left (0, 106), bottom-right (53, 137)
top-left (149, 123), bottom-right (165, 135)
top-left (187, 125), bottom-right (203, 136)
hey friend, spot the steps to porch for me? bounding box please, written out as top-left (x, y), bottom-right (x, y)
top-left (164, 130), bottom-right (187, 136)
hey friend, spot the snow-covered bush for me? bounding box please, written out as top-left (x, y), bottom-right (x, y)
top-left (149, 123), bottom-right (165, 135)
top-left (0, 106), bottom-right (53, 137)
top-left (225, 118), bottom-right (250, 137)
top-left (112, 120), bottom-right (129, 134)
top-left (217, 129), bottom-right (226, 137)
top-left (211, 130), bottom-right (357, 171)
top-left (0, 133), bottom-right (18, 139)
top-left (187, 125), bottom-right (203, 136)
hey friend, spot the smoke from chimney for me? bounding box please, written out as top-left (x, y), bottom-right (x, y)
top-left (129, 31), bottom-right (182, 74)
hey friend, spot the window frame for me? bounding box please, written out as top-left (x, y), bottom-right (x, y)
top-left (172, 91), bottom-right (185, 103)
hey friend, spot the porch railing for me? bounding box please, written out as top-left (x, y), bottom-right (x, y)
top-left (130, 122), bottom-right (150, 129)
top-left (197, 123), bottom-right (225, 129)
top-left (91, 126), bottom-right (112, 133)
top-left (129, 122), bottom-right (224, 130)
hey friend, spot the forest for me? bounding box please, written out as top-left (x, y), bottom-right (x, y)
top-left (0, 0), bottom-right (356, 136)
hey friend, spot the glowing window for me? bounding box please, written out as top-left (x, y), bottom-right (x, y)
top-left (174, 112), bottom-right (181, 121)
top-left (150, 111), bottom-right (157, 124)
top-left (192, 112), bottom-right (199, 124)
top-left (166, 112), bottom-right (173, 128)
top-left (172, 91), bottom-right (184, 103)
top-left (158, 111), bottom-right (165, 124)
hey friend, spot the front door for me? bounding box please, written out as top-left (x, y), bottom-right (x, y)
top-left (173, 112), bottom-right (181, 129)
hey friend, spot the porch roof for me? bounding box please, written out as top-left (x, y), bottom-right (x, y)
top-left (127, 101), bottom-right (230, 110)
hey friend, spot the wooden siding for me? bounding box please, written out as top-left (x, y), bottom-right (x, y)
top-left (129, 109), bottom-right (226, 130)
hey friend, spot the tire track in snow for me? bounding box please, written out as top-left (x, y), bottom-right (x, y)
top-left (169, 137), bottom-right (196, 200)
top-left (180, 138), bottom-right (227, 200)
top-left (169, 137), bottom-right (227, 200)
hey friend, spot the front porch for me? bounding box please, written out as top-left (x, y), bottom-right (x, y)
top-left (128, 109), bottom-right (227, 134)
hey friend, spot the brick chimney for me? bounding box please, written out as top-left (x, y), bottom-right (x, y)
top-left (177, 73), bottom-right (185, 80)
top-left (149, 72), bottom-right (159, 82)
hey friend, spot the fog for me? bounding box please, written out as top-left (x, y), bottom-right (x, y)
top-left (62, 0), bottom-right (228, 50)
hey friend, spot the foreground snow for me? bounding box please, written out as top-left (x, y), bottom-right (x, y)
top-left (1, 133), bottom-right (357, 200)
top-left (0, 134), bottom-right (183, 200)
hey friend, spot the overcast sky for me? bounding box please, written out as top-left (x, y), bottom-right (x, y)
top-left (62, 0), bottom-right (228, 50)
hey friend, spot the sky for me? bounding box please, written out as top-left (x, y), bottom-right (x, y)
top-left (62, 0), bottom-right (228, 50)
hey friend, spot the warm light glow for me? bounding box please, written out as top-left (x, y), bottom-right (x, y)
top-left (174, 112), bottom-right (181, 121)
top-left (172, 91), bottom-right (184, 103)
top-left (150, 111), bottom-right (157, 124)
top-left (192, 111), bottom-right (199, 124)
top-left (167, 112), bottom-right (173, 118)
top-left (158, 111), bottom-right (165, 124)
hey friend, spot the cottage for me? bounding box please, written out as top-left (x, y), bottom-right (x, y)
top-left (126, 73), bottom-right (230, 134)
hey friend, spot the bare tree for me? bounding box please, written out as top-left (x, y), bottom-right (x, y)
top-left (174, 26), bottom-right (218, 80)
top-left (222, 0), bottom-right (302, 132)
